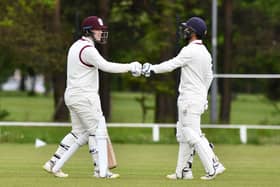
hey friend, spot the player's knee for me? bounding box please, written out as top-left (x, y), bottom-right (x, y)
top-left (75, 133), bottom-right (89, 146)
top-left (87, 116), bottom-right (106, 135)
top-left (176, 121), bottom-right (187, 143)
top-left (182, 127), bottom-right (201, 145)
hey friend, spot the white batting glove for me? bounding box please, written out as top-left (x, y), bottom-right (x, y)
top-left (142, 63), bottom-right (154, 77)
top-left (130, 61), bottom-right (142, 77)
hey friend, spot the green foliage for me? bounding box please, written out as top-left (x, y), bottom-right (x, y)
top-left (0, 0), bottom-right (70, 77)
top-left (0, 0), bottom-right (279, 123)
top-left (0, 46), bottom-right (15, 85)
top-left (229, 0), bottom-right (280, 100)
top-left (0, 108), bottom-right (9, 120)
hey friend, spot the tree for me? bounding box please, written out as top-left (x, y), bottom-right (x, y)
top-left (153, 0), bottom-right (178, 123)
top-left (97, 0), bottom-right (111, 120)
top-left (219, 0), bottom-right (233, 123)
top-left (0, 0), bottom-right (70, 121)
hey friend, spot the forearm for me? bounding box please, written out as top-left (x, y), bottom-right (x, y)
top-left (153, 58), bottom-right (181, 74)
top-left (98, 61), bottom-right (131, 73)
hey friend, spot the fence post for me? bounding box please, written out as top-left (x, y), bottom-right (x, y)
top-left (153, 125), bottom-right (160, 142)
top-left (240, 126), bottom-right (247, 144)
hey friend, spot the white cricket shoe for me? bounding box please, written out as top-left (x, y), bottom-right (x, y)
top-left (94, 170), bottom-right (120, 179)
top-left (166, 171), bottom-right (194, 180)
top-left (53, 170), bottom-right (69, 178)
top-left (216, 163), bottom-right (226, 175)
top-left (200, 162), bottom-right (226, 180)
top-left (43, 161), bottom-right (69, 178)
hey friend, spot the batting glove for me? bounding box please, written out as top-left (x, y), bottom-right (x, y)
top-left (142, 63), bottom-right (154, 77)
top-left (130, 61), bottom-right (142, 77)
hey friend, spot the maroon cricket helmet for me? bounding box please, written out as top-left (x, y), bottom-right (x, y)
top-left (81, 16), bottom-right (107, 31)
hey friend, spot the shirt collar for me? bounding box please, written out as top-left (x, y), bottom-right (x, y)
top-left (80, 36), bottom-right (95, 45)
top-left (189, 40), bottom-right (203, 45)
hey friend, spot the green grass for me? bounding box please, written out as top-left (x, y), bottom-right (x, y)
top-left (0, 143), bottom-right (279, 187)
top-left (111, 92), bottom-right (154, 123)
top-left (0, 92), bottom-right (54, 122)
top-left (1, 125), bottom-right (280, 144)
top-left (231, 94), bottom-right (280, 125)
top-left (0, 91), bottom-right (280, 144)
top-left (0, 91), bottom-right (279, 124)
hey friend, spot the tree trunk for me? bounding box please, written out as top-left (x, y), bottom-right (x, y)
top-left (98, 0), bottom-right (111, 121)
top-left (155, 90), bottom-right (177, 123)
top-left (27, 67), bottom-right (36, 96)
top-left (52, 0), bottom-right (68, 122)
top-left (52, 71), bottom-right (68, 121)
top-left (220, 0), bottom-right (233, 123)
top-left (19, 70), bottom-right (26, 91)
top-left (155, 0), bottom-right (177, 123)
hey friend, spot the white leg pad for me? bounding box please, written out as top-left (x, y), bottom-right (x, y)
top-left (175, 142), bottom-right (193, 178)
top-left (49, 132), bottom-right (78, 163)
top-left (52, 133), bottom-right (88, 173)
top-left (201, 135), bottom-right (218, 162)
top-left (52, 142), bottom-right (79, 173)
top-left (182, 127), bottom-right (216, 176)
top-left (88, 135), bottom-right (99, 169)
top-left (96, 117), bottom-right (108, 178)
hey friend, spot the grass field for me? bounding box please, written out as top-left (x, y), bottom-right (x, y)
top-left (0, 143), bottom-right (279, 187)
top-left (0, 91), bottom-right (280, 124)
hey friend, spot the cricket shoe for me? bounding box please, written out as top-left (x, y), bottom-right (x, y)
top-left (94, 170), bottom-right (120, 179)
top-left (200, 163), bottom-right (226, 180)
top-left (43, 161), bottom-right (69, 178)
top-left (215, 163), bottom-right (226, 175)
top-left (166, 170), bottom-right (194, 180)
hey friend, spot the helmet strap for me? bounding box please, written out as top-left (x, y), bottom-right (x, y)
top-left (183, 27), bottom-right (195, 42)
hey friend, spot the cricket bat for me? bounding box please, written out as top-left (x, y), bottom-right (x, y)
top-left (107, 134), bottom-right (117, 169)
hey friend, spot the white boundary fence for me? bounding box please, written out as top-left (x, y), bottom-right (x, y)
top-left (1, 121), bottom-right (280, 144)
top-left (210, 73), bottom-right (280, 123)
top-left (213, 74), bottom-right (280, 79)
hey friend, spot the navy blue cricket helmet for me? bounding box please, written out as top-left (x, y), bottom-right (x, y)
top-left (181, 17), bottom-right (207, 39)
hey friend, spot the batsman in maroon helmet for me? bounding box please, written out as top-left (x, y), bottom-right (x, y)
top-left (43, 16), bottom-right (142, 179)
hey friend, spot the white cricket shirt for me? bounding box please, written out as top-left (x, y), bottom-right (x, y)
top-left (65, 36), bottom-right (132, 97)
top-left (152, 40), bottom-right (213, 104)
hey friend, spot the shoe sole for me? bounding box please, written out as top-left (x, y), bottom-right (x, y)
top-left (94, 174), bottom-right (120, 179)
top-left (166, 176), bottom-right (177, 180)
top-left (43, 163), bottom-right (69, 178)
top-left (200, 176), bottom-right (215, 180)
top-left (166, 175), bottom-right (194, 180)
top-left (200, 167), bottom-right (226, 180)
top-left (53, 173), bottom-right (69, 178)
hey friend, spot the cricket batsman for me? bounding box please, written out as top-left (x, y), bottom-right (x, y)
top-left (142, 17), bottom-right (225, 180)
top-left (43, 15), bottom-right (142, 178)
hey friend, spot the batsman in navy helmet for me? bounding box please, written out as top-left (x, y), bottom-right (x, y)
top-left (142, 17), bottom-right (226, 180)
